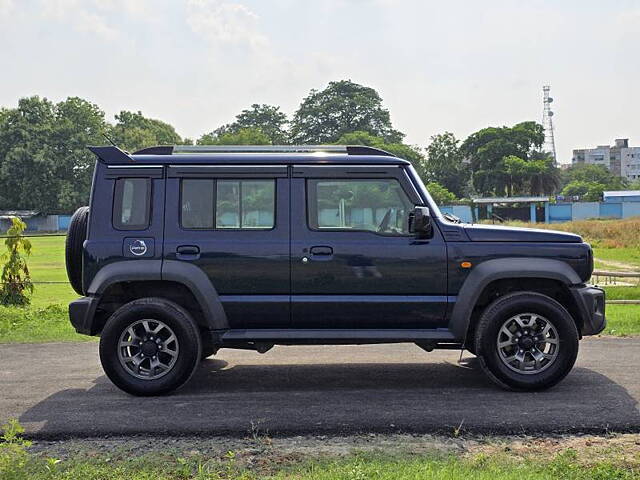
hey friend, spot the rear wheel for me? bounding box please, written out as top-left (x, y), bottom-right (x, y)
top-left (99, 298), bottom-right (202, 396)
top-left (475, 292), bottom-right (579, 391)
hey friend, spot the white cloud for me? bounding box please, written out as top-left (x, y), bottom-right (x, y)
top-left (186, 0), bottom-right (268, 50)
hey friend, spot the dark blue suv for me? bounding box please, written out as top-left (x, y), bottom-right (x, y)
top-left (65, 145), bottom-right (605, 396)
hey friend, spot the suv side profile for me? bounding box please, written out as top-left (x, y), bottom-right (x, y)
top-left (66, 145), bottom-right (605, 396)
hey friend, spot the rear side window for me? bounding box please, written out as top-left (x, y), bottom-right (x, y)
top-left (181, 179), bottom-right (275, 230)
top-left (113, 178), bottom-right (151, 230)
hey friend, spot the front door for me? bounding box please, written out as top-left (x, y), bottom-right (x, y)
top-left (291, 165), bottom-right (448, 329)
top-left (163, 165), bottom-right (290, 329)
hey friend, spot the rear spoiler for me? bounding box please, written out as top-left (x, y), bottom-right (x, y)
top-left (87, 145), bottom-right (134, 164)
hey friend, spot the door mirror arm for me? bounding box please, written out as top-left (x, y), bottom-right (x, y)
top-left (408, 206), bottom-right (433, 239)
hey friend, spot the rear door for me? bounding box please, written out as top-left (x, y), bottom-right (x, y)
top-left (163, 165), bottom-right (290, 329)
top-left (290, 165), bottom-right (448, 329)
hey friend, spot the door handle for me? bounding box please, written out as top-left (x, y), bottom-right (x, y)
top-left (309, 246), bottom-right (333, 257)
top-left (176, 245), bottom-right (200, 259)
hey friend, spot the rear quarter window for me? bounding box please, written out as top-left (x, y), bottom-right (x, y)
top-left (113, 178), bottom-right (151, 230)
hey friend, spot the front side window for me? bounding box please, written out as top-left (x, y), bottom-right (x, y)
top-left (308, 179), bottom-right (412, 235)
top-left (113, 178), bottom-right (150, 230)
top-left (181, 179), bottom-right (275, 230)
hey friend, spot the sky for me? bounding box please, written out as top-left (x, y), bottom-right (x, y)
top-left (1, 0), bottom-right (638, 163)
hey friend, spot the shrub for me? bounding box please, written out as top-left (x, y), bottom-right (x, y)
top-left (0, 217), bottom-right (34, 306)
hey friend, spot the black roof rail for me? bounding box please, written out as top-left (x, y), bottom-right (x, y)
top-left (131, 145), bottom-right (394, 157)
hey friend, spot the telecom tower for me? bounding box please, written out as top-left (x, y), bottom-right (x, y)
top-left (542, 85), bottom-right (557, 165)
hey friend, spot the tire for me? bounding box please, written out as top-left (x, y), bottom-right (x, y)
top-left (99, 298), bottom-right (202, 396)
top-left (474, 291), bottom-right (579, 391)
top-left (65, 206), bottom-right (89, 295)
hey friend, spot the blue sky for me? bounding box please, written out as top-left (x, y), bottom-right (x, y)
top-left (1, 0), bottom-right (638, 163)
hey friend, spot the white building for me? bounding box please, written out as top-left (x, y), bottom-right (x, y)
top-left (572, 138), bottom-right (640, 180)
top-left (621, 146), bottom-right (640, 181)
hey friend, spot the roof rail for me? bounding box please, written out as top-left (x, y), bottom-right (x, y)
top-left (132, 145), bottom-right (394, 157)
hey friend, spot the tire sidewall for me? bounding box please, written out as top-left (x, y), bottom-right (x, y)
top-left (99, 299), bottom-right (202, 396)
top-left (476, 293), bottom-right (579, 390)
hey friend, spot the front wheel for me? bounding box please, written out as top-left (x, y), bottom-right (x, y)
top-left (99, 298), bottom-right (202, 396)
top-left (474, 292), bottom-right (579, 391)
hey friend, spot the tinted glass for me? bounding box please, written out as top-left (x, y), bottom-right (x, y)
top-left (309, 179), bottom-right (411, 235)
top-left (216, 180), bottom-right (275, 229)
top-left (113, 178), bottom-right (150, 230)
top-left (181, 179), bottom-right (214, 229)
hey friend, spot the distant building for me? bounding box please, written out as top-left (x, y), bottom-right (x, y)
top-left (603, 190), bottom-right (640, 203)
top-left (572, 138), bottom-right (640, 180)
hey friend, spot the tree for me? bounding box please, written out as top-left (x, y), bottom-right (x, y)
top-left (426, 182), bottom-right (457, 205)
top-left (561, 164), bottom-right (627, 191)
top-left (561, 180), bottom-right (605, 202)
top-left (0, 96), bottom-right (109, 213)
top-left (290, 80), bottom-right (404, 144)
top-left (461, 121), bottom-right (545, 196)
top-left (110, 111), bottom-right (185, 153)
top-left (424, 132), bottom-right (469, 197)
top-left (209, 104), bottom-right (288, 144)
top-left (197, 127), bottom-right (271, 145)
top-left (0, 217), bottom-right (33, 306)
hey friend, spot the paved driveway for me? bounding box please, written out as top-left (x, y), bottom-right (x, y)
top-left (1, 338), bottom-right (638, 439)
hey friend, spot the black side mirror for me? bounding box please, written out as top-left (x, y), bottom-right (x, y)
top-left (408, 206), bottom-right (433, 238)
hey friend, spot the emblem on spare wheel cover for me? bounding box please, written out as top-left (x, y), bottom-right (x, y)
top-left (129, 239), bottom-right (147, 256)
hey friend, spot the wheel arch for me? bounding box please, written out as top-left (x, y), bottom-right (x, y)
top-left (86, 260), bottom-right (228, 335)
top-left (449, 258), bottom-right (583, 340)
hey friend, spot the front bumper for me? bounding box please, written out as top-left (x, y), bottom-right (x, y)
top-left (69, 296), bottom-right (100, 335)
top-left (570, 284), bottom-right (606, 336)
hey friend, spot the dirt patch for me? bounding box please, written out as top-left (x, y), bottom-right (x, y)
top-left (27, 433), bottom-right (640, 469)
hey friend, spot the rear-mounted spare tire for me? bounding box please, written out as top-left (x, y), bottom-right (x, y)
top-left (66, 206), bottom-right (89, 296)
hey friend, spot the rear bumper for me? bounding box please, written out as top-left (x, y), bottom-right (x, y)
top-left (69, 296), bottom-right (100, 335)
top-left (570, 284), bottom-right (606, 336)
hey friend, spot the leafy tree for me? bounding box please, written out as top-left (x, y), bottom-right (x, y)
top-left (426, 182), bottom-right (457, 205)
top-left (290, 80), bottom-right (404, 144)
top-left (461, 121), bottom-right (545, 196)
top-left (0, 217), bottom-right (33, 306)
top-left (110, 111), bottom-right (185, 153)
top-left (0, 96), bottom-right (108, 213)
top-left (424, 132), bottom-right (469, 197)
top-left (198, 127), bottom-right (271, 145)
top-left (561, 164), bottom-right (627, 191)
top-left (210, 104), bottom-right (288, 144)
top-left (561, 180), bottom-right (605, 202)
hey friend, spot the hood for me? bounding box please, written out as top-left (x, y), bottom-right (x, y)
top-left (463, 224), bottom-right (582, 243)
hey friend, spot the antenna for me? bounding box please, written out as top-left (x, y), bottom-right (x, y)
top-left (542, 86), bottom-right (557, 165)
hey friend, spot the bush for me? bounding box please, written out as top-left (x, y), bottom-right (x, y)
top-left (0, 217), bottom-right (34, 306)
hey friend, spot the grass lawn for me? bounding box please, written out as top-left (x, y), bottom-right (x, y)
top-left (593, 247), bottom-right (640, 270)
top-left (0, 234), bottom-right (638, 343)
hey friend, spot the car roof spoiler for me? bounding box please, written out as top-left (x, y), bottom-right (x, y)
top-left (87, 145), bottom-right (134, 164)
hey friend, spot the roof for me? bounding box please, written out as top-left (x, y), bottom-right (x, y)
top-left (603, 190), bottom-right (640, 197)
top-left (472, 196), bottom-right (550, 204)
top-left (88, 145), bottom-right (410, 166)
top-left (0, 210), bottom-right (39, 219)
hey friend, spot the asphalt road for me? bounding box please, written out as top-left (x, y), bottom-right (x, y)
top-left (1, 338), bottom-right (638, 439)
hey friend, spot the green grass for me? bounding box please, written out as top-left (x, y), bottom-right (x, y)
top-left (602, 286), bottom-right (640, 300)
top-left (604, 305), bottom-right (640, 336)
top-left (593, 247), bottom-right (640, 270)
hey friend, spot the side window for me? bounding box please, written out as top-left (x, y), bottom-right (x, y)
top-left (181, 179), bottom-right (275, 230)
top-left (181, 179), bottom-right (214, 229)
top-left (308, 179), bottom-right (412, 235)
top-left (113, 178), bottom-right (150, 230)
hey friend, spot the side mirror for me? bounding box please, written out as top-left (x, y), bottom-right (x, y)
top-left (408, 206), bottom-right (433, 238)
